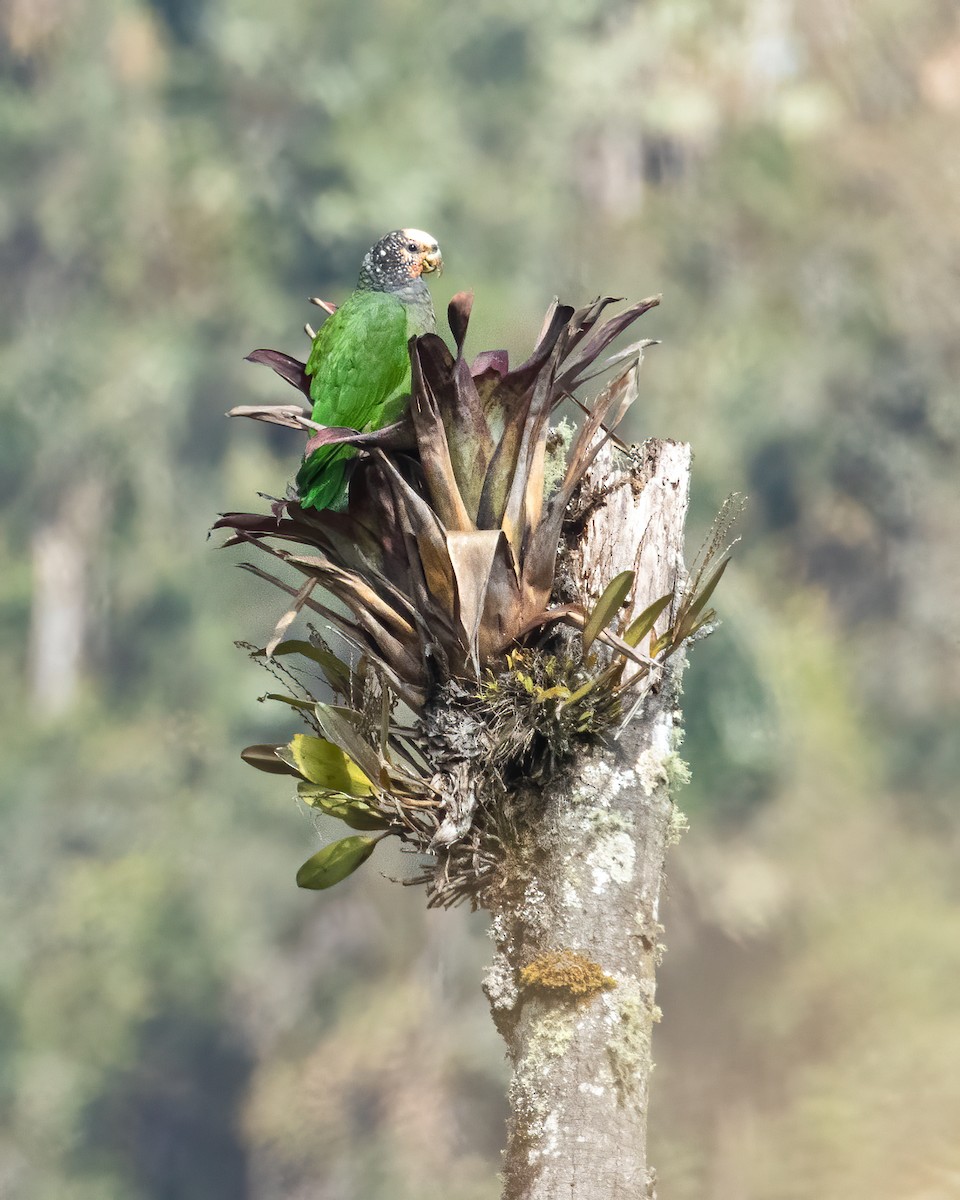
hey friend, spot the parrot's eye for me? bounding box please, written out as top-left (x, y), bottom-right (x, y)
top-left (405, 241), bottom-right (419, 253)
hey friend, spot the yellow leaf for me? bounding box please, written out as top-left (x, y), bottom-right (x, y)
top-left (285, 734), bottom-right (375, 796)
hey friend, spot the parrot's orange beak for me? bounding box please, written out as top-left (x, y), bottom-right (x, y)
top-left (422, 247), bottom-right (443, 276)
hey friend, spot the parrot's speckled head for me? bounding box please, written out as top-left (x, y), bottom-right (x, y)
top-left (358, 229), bottom-right (442, 292)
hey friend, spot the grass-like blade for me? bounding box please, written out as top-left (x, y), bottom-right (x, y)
top-left (582, 570), bottom-right (635, 654)
top-left (623, 592), bottom-right (673, 649)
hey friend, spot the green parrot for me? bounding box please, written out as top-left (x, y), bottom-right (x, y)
top-left (296, 228), bottom-right (443, 511)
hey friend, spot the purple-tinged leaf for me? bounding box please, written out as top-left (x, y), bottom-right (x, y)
top-left (470, 302), bottom-right (574, 463)
top-left (301, 417), bottom-right (414, 457)
top-left (245, 348), bottom-right (311, 396)
top-left (556, 296), bottom-right (660, 392)
top-left (471, 350), bottom-right (509, 378)
top-left (575, 337), bottom-right (661, 384)
top-left (500, 338), bottom-right (563, 557)
top-left (557, 363), bottom-right (640, 505)
top-left (302, 425), bottom-right (360, 455)
top-left (415, 336), bottom-right (494, 521)
top-left (447, 291), bottom-right (473, 357)
top-left (236, 557), bottom-right (356, 649)
top-left (288, 556), bottom-right (419, 650)
top-left (560, 296), bottom-right (622, 357)
top-left (372, 452), bottom-right (457, 615)
top-left (408, 342), bottom-right (475, 533)
top-left (533, 298), bottom-right (561, 353)
top-left (448, 359), bottom-right (496, 519)
top-left (521, 364), bottom-right (640, 609)
top-left (241, 744), bottom-right (301, 776)
top-left (214, 511), bottom-right (283, 534)
top-left (499, 302), bottom-right (573, 394)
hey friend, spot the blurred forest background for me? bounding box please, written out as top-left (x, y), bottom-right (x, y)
top-left (2, 0), bottom-right (959, 1197)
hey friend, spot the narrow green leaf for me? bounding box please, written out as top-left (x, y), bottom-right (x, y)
top-left (260, 640), bottom-right (352, 695)
top-left (241, 744), bottom-right (301, 777)
top-left (651, 631), bottom-right (672, 657)
top-left (282, 734), bottom-right (375, 795)
top-left (582, 571), bottom-right (635, 653)
top-left (564, 677), bottom-right (599, 706)
top-left (296, 836), bottom-right (379, 890)
top-left (686, 557), bottom-right (730, 623)
top-left (676, 558), bottom-right (731, 642)
top-left (298, 783), bottom-right (388, 830)
top-left (264, 692), bottom-right (315, 713)
top-left (689, 608), bottom-right (717, 636)
top-left (623, 592), bottom-right (673, 648)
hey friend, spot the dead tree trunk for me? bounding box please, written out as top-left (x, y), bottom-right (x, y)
top-left (28, 479), bottom-right (104, 717)
top-left (484, 439), bottom-right (691, 1200)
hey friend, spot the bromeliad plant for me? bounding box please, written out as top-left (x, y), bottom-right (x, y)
top-left (218, 292), bottom-right (734, 906)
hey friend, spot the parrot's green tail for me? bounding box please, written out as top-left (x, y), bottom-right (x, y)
top-left (295, 446), bottom-right (353, 512)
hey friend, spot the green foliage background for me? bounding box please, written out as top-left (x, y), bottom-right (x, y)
top-left (2, 1), bottom-right (959, 1196)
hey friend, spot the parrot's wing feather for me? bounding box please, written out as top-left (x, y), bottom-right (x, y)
top-left (306, 291), bottom-right (410, 432)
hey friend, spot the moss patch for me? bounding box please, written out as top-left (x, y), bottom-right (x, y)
top-left (520, 949), bottom-right (616, 1000)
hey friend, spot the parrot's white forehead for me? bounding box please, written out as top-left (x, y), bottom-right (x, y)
top-left (399, 228), bottom-right (438, 247)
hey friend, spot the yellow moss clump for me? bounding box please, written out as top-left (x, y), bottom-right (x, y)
top-left (520, 949), bottom-right (616, 1000)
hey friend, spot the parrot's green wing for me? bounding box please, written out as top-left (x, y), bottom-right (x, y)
top-left (296, 290), bottom-right (411, 511)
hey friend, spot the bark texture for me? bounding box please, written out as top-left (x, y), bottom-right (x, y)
top-left (484, 438), bottom-right (691, 1200)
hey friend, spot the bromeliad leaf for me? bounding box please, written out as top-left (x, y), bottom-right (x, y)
top-left (223, 295), bottom-right (665, 694)
top-left (280, 733), bottom-right (375, 796)
top-left (296, 835), bottom-right (381, 890)
top-left (244, 348), bottom-right (310, 396)
top-left (582, 570), bottom-right (635, 654)
top-left (266, 576), bottom-right (317, 656)
top-left (447, 291), bottom-right (473, 357)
